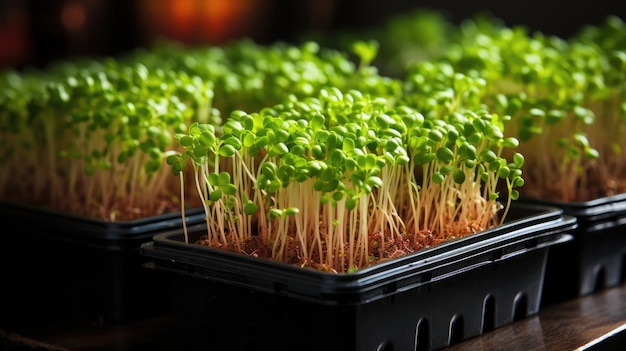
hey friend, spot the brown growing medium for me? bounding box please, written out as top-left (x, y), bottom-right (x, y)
top-left (579, 151), bottom-right (626, 201)
top-left (519, 163), bottom-right (626, 203)
top-left (0, 164), bottom-right (204, 221)
top-left (194, 217), bottom-right (489, 272)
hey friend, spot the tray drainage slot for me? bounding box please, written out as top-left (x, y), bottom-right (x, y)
top-left (376, 340), bottom-right (394, 351)
top-left (448, 314), bottom-right (464, 346)
top-left (482, 294), bottom-right (496, 333)
top-left (414, 318), bottom-right (429, 351)
top-left (513, 293), bottom-right (529, 321)
top-left (593, 265), bottom-right (607, 293)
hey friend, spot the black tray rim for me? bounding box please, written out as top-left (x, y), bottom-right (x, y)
top-left (140, 203), bottom-right (577, 303)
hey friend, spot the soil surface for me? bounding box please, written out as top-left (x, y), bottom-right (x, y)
top-left (193, 221), bottom-right (487, 272)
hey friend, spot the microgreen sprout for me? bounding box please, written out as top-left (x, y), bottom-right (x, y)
top-left (417, 15), bottom-right (617, 201)
top-left (0, 59), bottom-right (215, 220)
top-left (172, 87), bottom-right (523, 272)
top-left (568, 16), bottom-right (626, 197)
top-left (0, 37), bottom-right (403, 221)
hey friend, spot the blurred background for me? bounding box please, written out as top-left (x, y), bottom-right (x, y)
top-left (1, 0), bottom-right (626, 71)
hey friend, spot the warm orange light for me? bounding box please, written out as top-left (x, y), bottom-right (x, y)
top-left (61, 2), bottom-right (86, 31)
top-left (169, 0), bottom-right (196, 37)
top-left (201, 0), bottom-right (255, 43)
top-left (137, 0), bottom-right (267, 45)
top-left (0, 8), bottom-right (30, 68)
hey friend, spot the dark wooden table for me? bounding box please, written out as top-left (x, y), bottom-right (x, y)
top-left (2, 283), bottom-right (626, 351)
top-left (446, 284), bottom-right (626, 351)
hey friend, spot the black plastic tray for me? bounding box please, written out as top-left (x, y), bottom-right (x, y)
top-left (140, 204), bottom-right (576, 351)
top-left (0, 202), bottom-right (207, 333)
top-left (522, 193), bottom-right (626, 223)
top-left (524, 194), bottom-right (626, 307)
top-left (0, 202), bottom-right (207, 249)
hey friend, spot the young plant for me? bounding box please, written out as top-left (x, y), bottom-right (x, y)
top-left (169, 87), bottom-right (523, 273)
top-left (0, 69), bottom-right (48, 202)
top-left (0, 59), bottom-right (215, 220)
top-left (1, 37), bottom-right (400, 221)
top-left (568, 16), bottom-right (626, 197)
top-left (122, 39), bottom-right (403, 119)
top-left (301, 8), bottom-right (459, 78)
top-left (422, 18), bottom-right (602, 201)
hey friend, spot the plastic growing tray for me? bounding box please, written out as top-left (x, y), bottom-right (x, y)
top-left (0, 202), bottom-right (206, 333)
top-left (140, 204), bottom-right (575, 351)
top-left (526, 193), bottom-right (626, 307)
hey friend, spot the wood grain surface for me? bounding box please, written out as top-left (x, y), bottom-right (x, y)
top-left (2, 284), bottom-right (626, 351)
